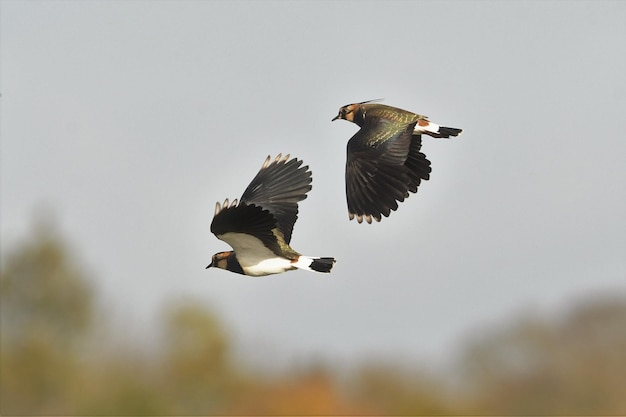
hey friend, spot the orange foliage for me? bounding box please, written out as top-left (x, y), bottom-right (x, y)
top-left (230, 371), bottom-right (369, 415)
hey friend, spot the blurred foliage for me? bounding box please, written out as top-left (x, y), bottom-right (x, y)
top-left (1, 220), bottom-right (625, 415)
top-left (460, 296), bottom-right (626, 414)
top-left (1, 218), bottom-right (92, 414)
top-left (349, 362), bottom-right (451, 414)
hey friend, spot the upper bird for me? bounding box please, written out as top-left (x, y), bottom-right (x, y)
top-left (332, 100), bottom-right (462, 223)
top-left (207, 154), bottom-right (336, 276)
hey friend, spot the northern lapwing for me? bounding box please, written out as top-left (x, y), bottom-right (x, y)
top-left (332, 100), bottom-right (462, 224)
top-left (207, 154), bottom-right (336, 276)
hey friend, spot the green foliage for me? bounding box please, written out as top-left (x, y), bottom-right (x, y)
top-left (349, 363), bottom-right (451, 414)
top-left (1, 219), bottom-right (92, 348)
top-left (159, 302), bottom-right (242, 414)
top-left (1, 219), bottom-right (625, 414)
top-left (459, 298), bottom-right (626, 414)
top-left (1, 219), bottom-right (92, 414)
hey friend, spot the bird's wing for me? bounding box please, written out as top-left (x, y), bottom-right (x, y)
top-left (405, 134), bottom-right (432, 193)
top-left (240, 154), bottom-right (312, 244)
top-left (345, 121), bottom-right (414, 223)
top-left (210, 200), bottom-right (285, 257)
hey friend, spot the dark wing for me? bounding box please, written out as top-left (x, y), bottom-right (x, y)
top-left (210, 200), bottom-right (284, 256)
top-left (405, 134), bottom-right (432, 193)
top-left (240, 154), bottom-right (312, 244)
top-left (345, 120), bottom-right (416, 223)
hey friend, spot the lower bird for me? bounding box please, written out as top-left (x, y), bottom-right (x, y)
top-left (206, 154), bottom-right (336, 276)
top-left (332, 100), bottom-right (462, 223)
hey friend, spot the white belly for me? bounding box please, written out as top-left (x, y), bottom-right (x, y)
top-left (243, 257), bottom-right (296, 276)
top-left (218, 232), bottom-right (295, 276)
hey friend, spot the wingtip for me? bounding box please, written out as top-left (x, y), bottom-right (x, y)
top-left (349, 211), bottom-right (383, 224)
top-left (261, 155), bottom-right (272, 169)
top-left (274, 153), bottom-right (290, 164)
top-left (261, 153), bottom-right (297, 170)
top-left (214, 198), bottom-right (240, 216)
top-left (349, 212), bottom-right (377, 224)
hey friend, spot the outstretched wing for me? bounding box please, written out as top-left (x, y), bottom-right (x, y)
top-left (210, 199), bottom-right (284, 257)
top-left (240, 154), bottom-right (312, 244)
top-left (345, 120), bottom-right (416, 223)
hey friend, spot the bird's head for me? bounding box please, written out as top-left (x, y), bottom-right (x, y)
top-left (332, 99), bottom-right (383, 124)
top-left (332, 103), bottom-right (360, 122)
top-left (206, 251), bottom-right (232, 270)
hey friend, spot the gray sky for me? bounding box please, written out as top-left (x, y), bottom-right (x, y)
top-left (2, 1), bottom-right (625, 366)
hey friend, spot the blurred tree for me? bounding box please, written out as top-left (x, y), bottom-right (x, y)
top-left (74, 352), bottom-right (171, 415)
top-left (3, 216), bottom-right (624, 415)
top-left (458, 295), bottom-right (626, 414)
top-left (159, 301), bottom-right (243, 414)
top-left (231, 365), bottom-right (367, 415)
top-left (555, 296), bottom-right (626, 413)
top-left (349, 362), bottom-right (451, 414)
top-left (1, 216), bottom-right (93, 414)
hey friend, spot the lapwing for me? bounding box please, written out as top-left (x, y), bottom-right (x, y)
top-left (206, 154), bottom-right (336, 276)
top-left (332, 100), bottom-right (462, 224)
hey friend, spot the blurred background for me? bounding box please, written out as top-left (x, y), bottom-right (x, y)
top-left (1, 1), bottom-right (625, 415)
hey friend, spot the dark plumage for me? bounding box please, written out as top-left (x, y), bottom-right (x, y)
top-left (207, 154), bottom-right (335, 276)
top-left (332, 100), bottom-right (462, 223)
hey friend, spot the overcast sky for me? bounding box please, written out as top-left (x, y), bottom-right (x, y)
top-left (2, 1), bottom-right (625, 367)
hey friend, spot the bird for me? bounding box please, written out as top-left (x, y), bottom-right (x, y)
top-left (206, 154), bottom-right (336, 276)
top-left (332, 100), bottom-right (462, 224)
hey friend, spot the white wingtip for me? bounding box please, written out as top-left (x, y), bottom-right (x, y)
top-left (214, 198), bottom-right (238, 216)
top-left (261, 155), bottom-right (272, 169)
top-left (261, 153), bottom-right (292, 169)
top-left (350, 212), bottom-right (376, 224)
top-left (274, 153), bottom-right (290, 164)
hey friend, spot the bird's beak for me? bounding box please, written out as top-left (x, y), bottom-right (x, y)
top-left (331, 114), bottom-right (340, 121)
top-left (205, 262), bottom-right (213, 269)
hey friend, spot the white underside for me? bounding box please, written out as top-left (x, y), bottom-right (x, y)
top-left (219, 232), bottom-right (313, 276)
top-left (244, 258), bottom-right (296, 276)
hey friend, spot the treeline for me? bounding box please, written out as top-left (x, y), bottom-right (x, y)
top-left (1, 220), bottom-right (625, 415)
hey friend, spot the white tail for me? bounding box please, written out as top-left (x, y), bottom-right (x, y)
top-left (294, 256), bottom-right (336, 273)
top-left (414, 120), bottom-right (463, 138)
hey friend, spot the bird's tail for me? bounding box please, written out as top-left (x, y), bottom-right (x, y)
top-left (294, 256), bottom-right (336, 273)
top-left (414, 119), bottom-right (463, 138)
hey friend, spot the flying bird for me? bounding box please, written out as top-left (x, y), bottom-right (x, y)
top-left (332, 100), bottom-right (462, 223)
top-left (207, 154), bottom-right (336, 276)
